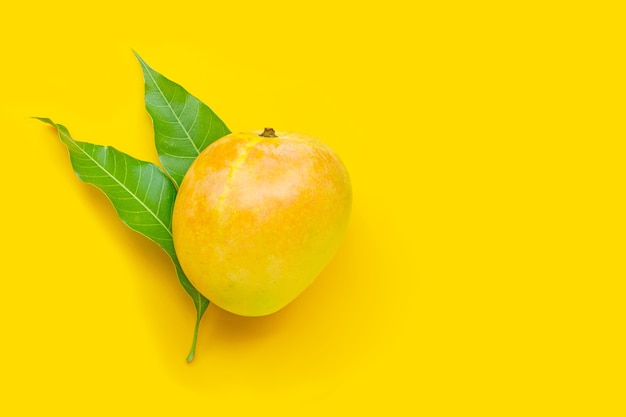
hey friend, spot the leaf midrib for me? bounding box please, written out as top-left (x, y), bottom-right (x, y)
top-left (139, 60), bottom-right (201, 156)
top-left (61, 129), bottom-right (173, 239)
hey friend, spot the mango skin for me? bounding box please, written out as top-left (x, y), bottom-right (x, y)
top-left (172, 131), bottom-right (352, 317)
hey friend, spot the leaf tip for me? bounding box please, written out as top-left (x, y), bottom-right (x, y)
top-left (31, 116), bottom-right (50, 122)
top-left (31, 116), bottom-right (56, 128)
top-left (132, 49), bottom-right (150, 70)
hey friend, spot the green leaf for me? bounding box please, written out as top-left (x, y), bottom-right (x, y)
top-left (37, 118), bottom-right (209, 361)
top-left (134, 51), bottom-right (231, 187)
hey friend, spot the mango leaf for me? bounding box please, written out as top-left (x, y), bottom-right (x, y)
top-left (134, 51), bottom-right (230, 187)
top-left (37, 118), bottom-right (209, 362)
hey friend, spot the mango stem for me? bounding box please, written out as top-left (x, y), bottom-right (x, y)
top-left (260, 127), bottom-right (277, 138)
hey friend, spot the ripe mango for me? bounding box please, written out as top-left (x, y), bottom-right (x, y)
top-left (172, 129), bottom-right (352, 316)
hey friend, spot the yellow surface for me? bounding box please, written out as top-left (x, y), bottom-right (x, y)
top-left (2, 1), bottom-right (624, 415)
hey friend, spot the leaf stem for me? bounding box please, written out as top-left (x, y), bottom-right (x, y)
top-left (186, 315), bottom-right (202, 363)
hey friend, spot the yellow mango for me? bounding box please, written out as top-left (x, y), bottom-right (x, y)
top-left (172, 129), bottom-right (352, 316)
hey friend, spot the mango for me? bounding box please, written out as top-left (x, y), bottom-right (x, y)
top-left (172, 129), bottom-right (352, 316)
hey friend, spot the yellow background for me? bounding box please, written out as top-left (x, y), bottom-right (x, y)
top-left (2, 1), bottom-right (624, 415)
